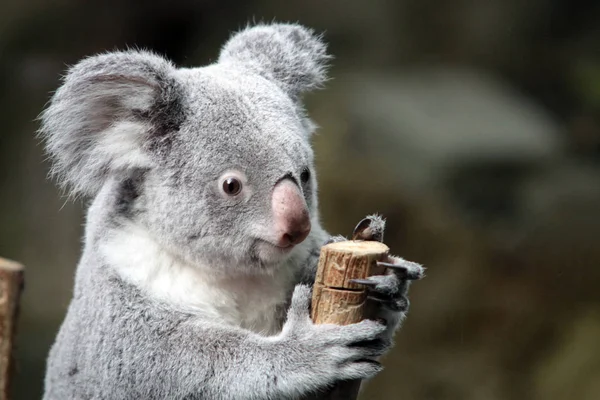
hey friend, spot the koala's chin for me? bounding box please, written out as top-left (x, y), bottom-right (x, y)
top-left (176, 237), bottom-right (300, 276)
top-left (253, 239), bottom-right (297, 267)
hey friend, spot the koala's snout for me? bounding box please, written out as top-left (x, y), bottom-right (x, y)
top-left (272, 179), bottom-right (311, 247)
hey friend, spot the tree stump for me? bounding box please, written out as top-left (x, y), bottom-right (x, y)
top-left (0, 258), bottom-right (24, 400)
top-left (310, 241), bottom-right (389, 400)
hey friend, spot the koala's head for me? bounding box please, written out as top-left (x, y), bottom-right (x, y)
top-left (40, 24), bottom-right (330, 274)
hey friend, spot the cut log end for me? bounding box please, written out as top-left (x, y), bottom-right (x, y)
top-left (324, 240), bottom-right (389, 255)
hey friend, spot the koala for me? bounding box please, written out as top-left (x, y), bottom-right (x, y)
top-left (39, 23), bottom-right (424, 400)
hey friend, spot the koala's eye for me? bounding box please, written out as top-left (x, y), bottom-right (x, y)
top-left (222, 177), bottom-right (242, 196)
top-left (300, 168), bottom-right (310, 184)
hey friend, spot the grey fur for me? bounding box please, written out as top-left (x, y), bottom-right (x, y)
top-left (40, 23), bottom-right (422, 400)
top-left (219, 23), bottom-right (330, 100)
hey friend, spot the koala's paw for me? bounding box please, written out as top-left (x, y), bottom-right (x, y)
top-left (348, 214), bottom-right (425, 327)
top-left (350, 257), bottom-right (424, 313)
top-left (281, 285), bottom-right (389, 383)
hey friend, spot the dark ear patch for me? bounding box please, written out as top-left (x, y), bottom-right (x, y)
top-left (133, 74), bottom-right (187, 154)
top-left (115, 169), bottom-right (147, 218)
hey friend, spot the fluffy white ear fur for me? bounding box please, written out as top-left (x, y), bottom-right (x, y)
top-left (96, 121), bottom-right (152, 172)
top-left (39, 51), bottom-right (177, 197)
top-left (218, 23), bottom-right (330, 99)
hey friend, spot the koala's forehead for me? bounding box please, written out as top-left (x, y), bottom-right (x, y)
top-left (169, 67), bottom-right (312, 177)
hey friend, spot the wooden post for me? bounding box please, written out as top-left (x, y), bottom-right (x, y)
top-left (0, 258), bottom-right (24, 400)
top-left (310, 241), bottom-right (389, 400)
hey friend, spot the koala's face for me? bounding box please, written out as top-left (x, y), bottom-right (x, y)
top-left (144, 67), bottom-right (318, 271)
top-left (40, 24), bottom-right (329, 274)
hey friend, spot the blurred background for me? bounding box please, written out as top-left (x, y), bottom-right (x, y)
top-left (1, 0), bottom-right (600, 399)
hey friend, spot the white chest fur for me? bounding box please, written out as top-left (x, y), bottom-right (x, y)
top-left (100, 224), bottom-right (295, 335)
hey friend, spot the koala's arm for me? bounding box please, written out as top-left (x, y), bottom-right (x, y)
top-left (51, 281), bottom-right (386, 400)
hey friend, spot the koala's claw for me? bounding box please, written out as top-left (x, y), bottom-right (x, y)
top-left (349, 278), bottom-right (378, 287)
top-left (350, 257), bottom-right (423, 314)
top-left (377, 261), bottom-right (424, 280)
top-left (350, 274), bottom-right (401, 298)
top-left (367, 295), bottom-right (410, 312)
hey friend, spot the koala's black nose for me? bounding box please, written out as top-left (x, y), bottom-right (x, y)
top-left (272, 179), bottom-right (311, 247)
top-left (282, 228), bottom-right (310, 246)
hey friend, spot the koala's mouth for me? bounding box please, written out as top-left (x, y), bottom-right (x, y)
top-left (261, 239), bottom-right (295, 252)
top-left (252, 239), bottom-right (296, 266)
top-left (274, 242), bottom-right (295, 251)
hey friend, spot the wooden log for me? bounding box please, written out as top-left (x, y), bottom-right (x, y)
top-left (310, 241), bottom-right (389, 400)
top-left (0, 258), bottom-right (24, 400)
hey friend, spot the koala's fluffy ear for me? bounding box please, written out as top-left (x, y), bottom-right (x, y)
top-left (39, 50), bottom-right (182, 197)
top-left (218, 23), bottom-right (330, 99)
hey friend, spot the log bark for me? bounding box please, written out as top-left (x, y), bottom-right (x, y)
top-left (310, 241), bottom-right (389, 400)
top-left (0, 258), bottom-right (24, 400)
